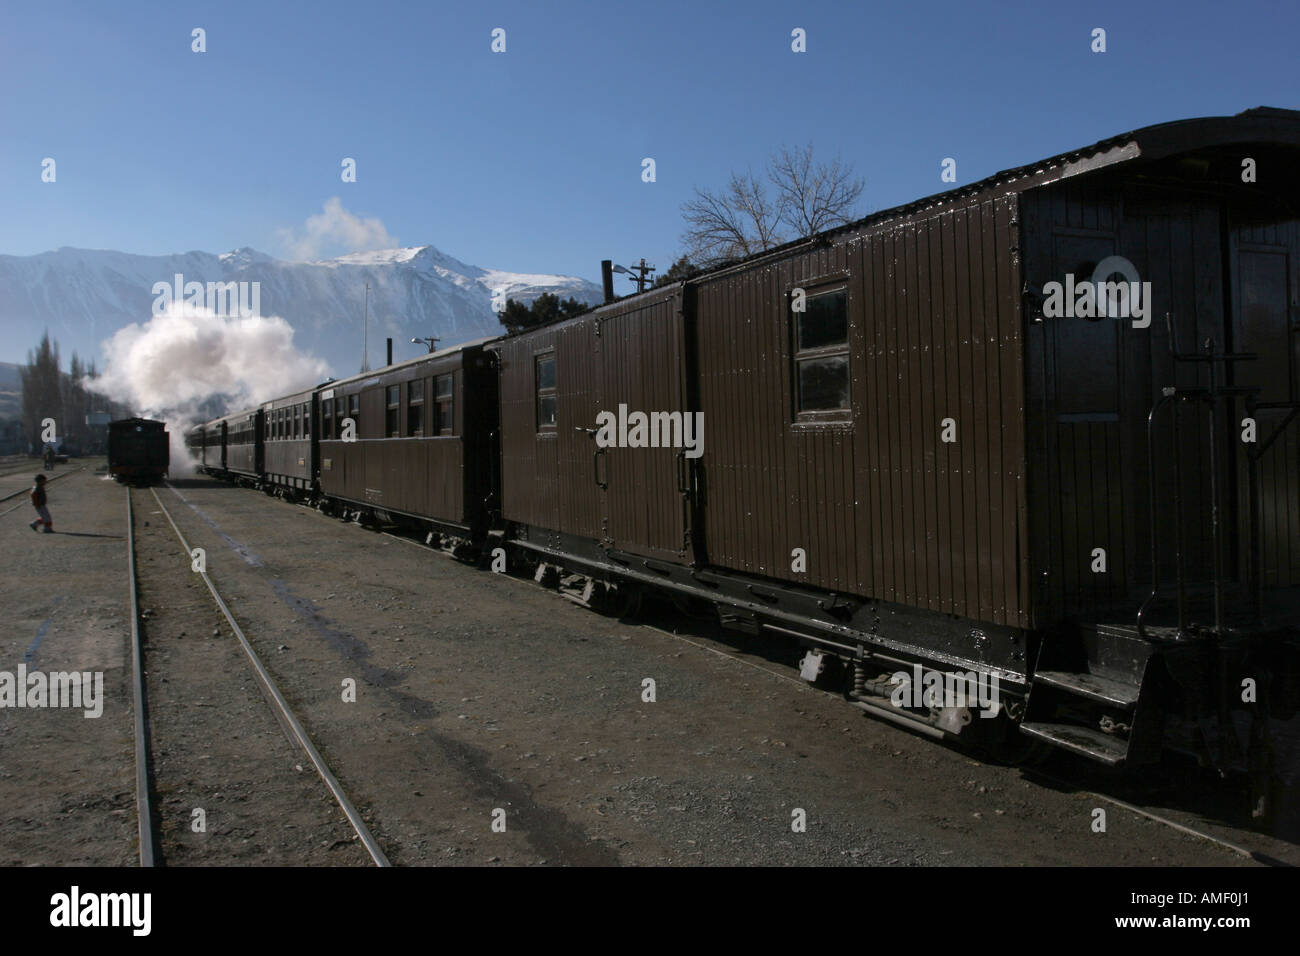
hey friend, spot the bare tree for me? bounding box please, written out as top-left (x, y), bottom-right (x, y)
top-left (769, 144), bottom-right (865, 238)
top-left (680, 145), bottom-right (865, 266)
top-left (680, 170), bottom-right (784, 264)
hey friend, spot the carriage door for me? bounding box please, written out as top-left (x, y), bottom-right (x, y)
top-left (1232, 222), bottom-right (1300, 589)
top-left (595, 290), bottom-right (693, 561)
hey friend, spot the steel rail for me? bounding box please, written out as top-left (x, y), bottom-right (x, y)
top-left (146, 486), bottom-right (390, 866)
top-left (126, 490), bottom-right (158, 867)
top-left (0, 466), bottom-right (80, 513)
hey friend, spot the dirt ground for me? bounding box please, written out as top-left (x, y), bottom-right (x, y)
top-left (0, 463), bottom-right (136, 865)
top-left (1, 463), bottom-right (1296, 866)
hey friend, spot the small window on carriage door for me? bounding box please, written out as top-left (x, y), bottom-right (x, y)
top-left (385, 385), bottom-right (400, 437)
top-left (535, 354), bottom-right (557, 431)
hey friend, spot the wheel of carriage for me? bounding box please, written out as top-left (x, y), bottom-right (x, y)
top-left (670, 593), bottom-right (717, 621)
top-left (598, 583), bottom-right (643, 619)
top-left (980, 711), bottom-right (1053, 767)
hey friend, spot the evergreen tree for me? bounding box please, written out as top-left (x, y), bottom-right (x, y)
top-left (558, 296), bottom-right (588, 318)
top-left (500, 298), bottom-right (534, 334)
top-left (499, 294), bottom-right (591, 334)
top-left (653, 256), bottom-right (703, 287)
top-left (19, 331), bottom-right (62, 453)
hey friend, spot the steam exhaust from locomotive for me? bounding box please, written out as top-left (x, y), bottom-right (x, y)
top-left (88, 302), bottom-right (329, 469)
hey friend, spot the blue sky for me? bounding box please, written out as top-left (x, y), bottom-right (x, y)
top-left (1, 0), bottom-right (1296, 286)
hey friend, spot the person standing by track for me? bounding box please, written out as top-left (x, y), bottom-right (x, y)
top-left (29, 474), bottom-right (53, 533)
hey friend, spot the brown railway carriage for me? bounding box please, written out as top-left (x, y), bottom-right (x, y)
top-left (496, 285), bottom-right (692, 563)
top-left (317, 339), bottom-right (498, 539)
top-left (200, 420), bottom-right (221, 470)
top-left (263, 387), bottom-right (316, 495)
top-left (185, 423), bottom-right (204, 468)
top-left (497, 107), bottom-right (1300, 769)
top-left (209, 409), bottom-right (262, 479)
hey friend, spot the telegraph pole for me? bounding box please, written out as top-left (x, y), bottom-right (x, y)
top-left (632, 258), bottom-right (655, 293)
top-left (360, 282), bottom-right (370, 373)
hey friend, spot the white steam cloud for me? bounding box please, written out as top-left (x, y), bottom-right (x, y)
top-left (276, 197), bottom-right (399, 261)
top-left (89, 303), bottom-right (331, 470)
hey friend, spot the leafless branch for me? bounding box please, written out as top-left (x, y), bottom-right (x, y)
top-left (680, 146), bottom-right (865, 266)
top-left (769, 144), bottom-right (865, 238)
top-left (680, 170), bottom-right (784, 265)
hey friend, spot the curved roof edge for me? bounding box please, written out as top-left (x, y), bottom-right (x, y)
top-left (688, 106), bottom-right (1300, 282)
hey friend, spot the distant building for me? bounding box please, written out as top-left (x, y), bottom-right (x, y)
top-left (0, 419), bottom-right (25, 455)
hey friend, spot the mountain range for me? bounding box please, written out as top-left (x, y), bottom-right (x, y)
top-left (0, 246), bottom-right (604, 376)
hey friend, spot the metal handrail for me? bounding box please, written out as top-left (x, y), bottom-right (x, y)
top-left (1136, 313), bottom-right (1261, 639)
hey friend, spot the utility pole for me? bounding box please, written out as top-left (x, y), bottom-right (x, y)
top-left (611, 259), bottom-right (657, 294)
top-left (411, 336), bottom-right (440, 354)
top-left (631, 258), bottom-right (655, 293)
top-left (360, 282), bottom-right (370, 373)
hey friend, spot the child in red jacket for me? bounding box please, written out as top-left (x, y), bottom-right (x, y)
top-left (29, 474), bottom-right (53, 533)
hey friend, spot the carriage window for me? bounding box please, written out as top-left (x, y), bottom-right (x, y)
top-left (302, 403), bottom-right (310, 438)
top-left (434, 374), bottom-right (453, 434)
top-left (535, 354), bottom-right (556, 431)
top-left (322, 400), bottom-right (332, 439)
top-left (407, 380), bottom-right (425, 437)
top-left (386, 385), bottom-right (400, 437)
top-left (792, 288), bottom-right (850, 419)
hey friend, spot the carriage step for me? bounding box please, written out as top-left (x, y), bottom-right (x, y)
top-left (1033, 670), bottom-right (1140, 708)
top-left (1020, 721), bottom-right (1129, 765)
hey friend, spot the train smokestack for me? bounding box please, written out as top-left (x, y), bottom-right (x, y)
top-left (601, 260), bottom-right (615, 304)
top-left (386, 337), bottom-right (393, 366)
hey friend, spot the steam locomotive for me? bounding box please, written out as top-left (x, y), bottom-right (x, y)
top-left (107, 418), bottom-right (169, 485)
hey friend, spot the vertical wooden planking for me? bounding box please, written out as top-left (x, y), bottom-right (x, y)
top-left (885, 228), bottom-right (905, 605)
top-left (953, 206), bottom-right (979, 619)
top-left (902, 222), bottom-right (926, 607)
top-left (938, 210), bottom-right (964, 615)
top-left (976, 200), bottom-right (1005, 622)
top-left (999, 196), bottom-right (1030, 627)
top-left (916, 217), bottom-right (943, 613)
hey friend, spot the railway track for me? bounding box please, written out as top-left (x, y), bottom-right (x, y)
top-left (0, 466), bottom-right (80, 515)
top-left (0, 456), bottom-right (88, 481)
top-left (161, 475), bottom-right (1298, 865)
top-left (125, 485), bottom-right (389, 866)
top-left (354, 515), bottom-right (1298, 866)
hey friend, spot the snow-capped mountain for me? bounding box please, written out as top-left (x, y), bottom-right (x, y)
top-left (0, 245), bottom-right (604, 376)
